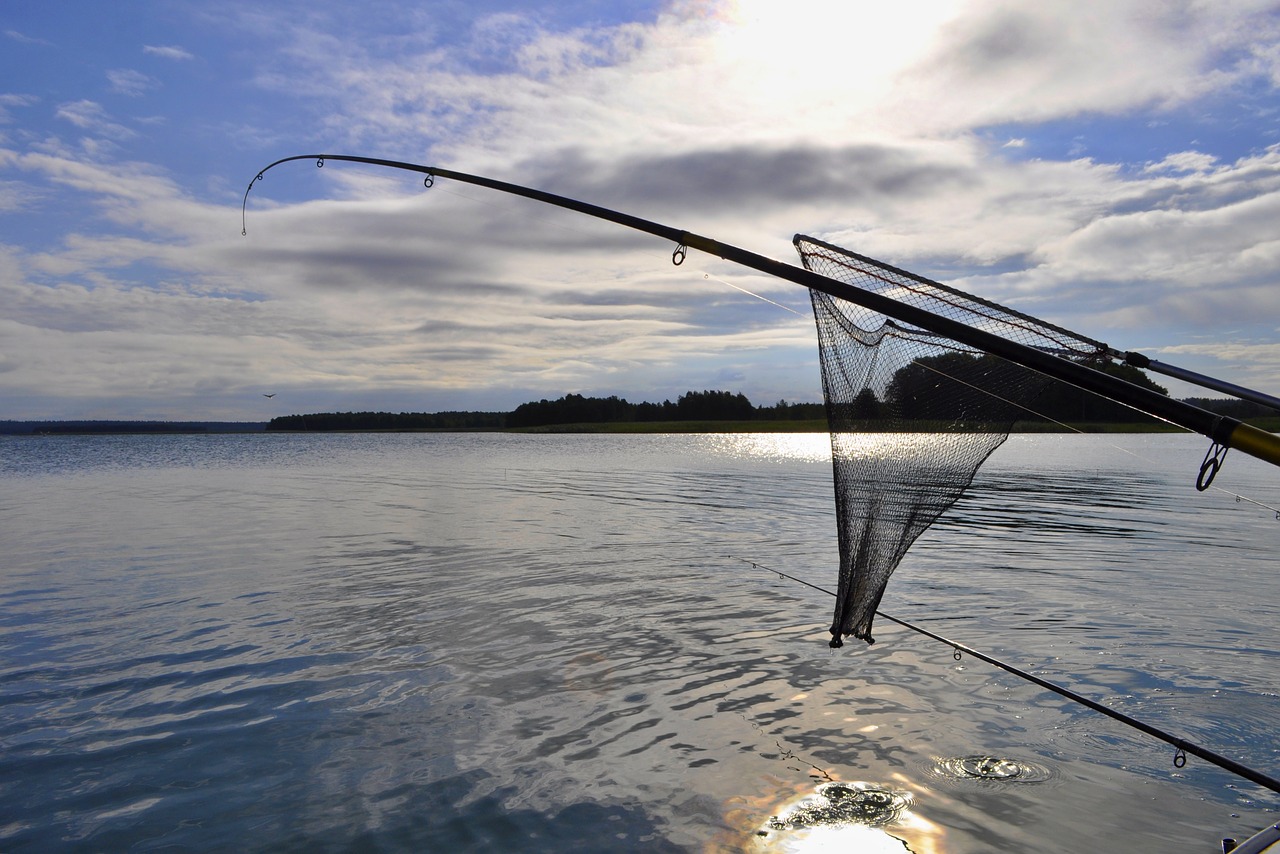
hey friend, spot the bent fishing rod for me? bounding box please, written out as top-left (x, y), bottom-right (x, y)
top-left (730, 557), bottom-right (1280, 797)
top-left (242, 154), bottom-right (1280, 477)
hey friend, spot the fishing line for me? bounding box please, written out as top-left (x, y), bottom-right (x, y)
top-left (729, 556), bottom-right (1280, 797)
top-left (429, 181), bottom-right (670, 260)
top-left (1222, 489), bottom-right (1280, 518)
top-left (449, 186), bottom-right (810, 317)
top-left (420, 181), bottom-right (802, 310)
top-left (701, 272), bottom-right (805, 315)
top-left (432, 187), bottom-right (806, 313)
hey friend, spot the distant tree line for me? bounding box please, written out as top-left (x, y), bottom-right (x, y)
top-left (256, 359), bottom-right (1277, 432)
top-left (1183, 397), bottom-right (1280, 419)
top-left (828, 352), bottom-right (1173, 426)
top-left (0, 420), bottom-right (265, 435)
top-left (261, 392), bottom-right (825, 431)
top-left (1028, 360), bottom-right (1173, 424)
top-left (7, 366), bottom-right (1269, 436)
top-left (266, 411), bottom-right (506, 431)
top-left (505, 390), bottom-right (826, 428)
top-left (505, 390), bottom-right (816, 428)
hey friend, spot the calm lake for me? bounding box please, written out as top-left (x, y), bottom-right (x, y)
top-left (1, 431), bottom-right (1277, 852)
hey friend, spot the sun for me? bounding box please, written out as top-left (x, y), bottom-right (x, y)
top-left (700, 0), bottom-right (966, 134)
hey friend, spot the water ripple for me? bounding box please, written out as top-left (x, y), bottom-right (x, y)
top-left (1, 432), bottom-right (1276, 853)
top-left (929, 754), bottom-right (1056, 785)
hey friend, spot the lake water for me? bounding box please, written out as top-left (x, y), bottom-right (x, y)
top-left (1, 431), bottom-right (1277, 852)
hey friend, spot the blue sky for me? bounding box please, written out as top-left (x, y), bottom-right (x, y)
top-left (4, 0), bottom-right (1280, 420)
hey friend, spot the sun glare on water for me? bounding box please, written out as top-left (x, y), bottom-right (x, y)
top-left (743, 779), bottom-right (947, 854)
top-left (762, 823), bottom-right (913, 853)
top-left (704, 432), bottom-right (832, 463)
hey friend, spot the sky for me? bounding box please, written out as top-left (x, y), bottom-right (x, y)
top-left (4, 0), bottom-right (1280, 422)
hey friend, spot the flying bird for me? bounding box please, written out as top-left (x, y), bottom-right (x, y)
top-left (263, 393), bottom-right (276, 398)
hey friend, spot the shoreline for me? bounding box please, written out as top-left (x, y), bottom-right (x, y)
top-left (4, 422), bottom-right (1270, 435)
top-left (5, 417), bottom-right (1278, 436)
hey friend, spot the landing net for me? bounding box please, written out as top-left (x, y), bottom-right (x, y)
top-left (795, 235), bottom-right (1108, 646)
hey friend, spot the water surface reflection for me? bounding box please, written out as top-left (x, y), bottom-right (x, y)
top-left (0, 432), bottom-right (1276, 852)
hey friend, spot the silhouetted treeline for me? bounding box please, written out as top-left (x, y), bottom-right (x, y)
top-left (508, 390), bottom-right (754, 427)
top-left (266, 411), bottom-right (506, 431)
top-left (757, 399), bottom-right (828, 421)
top-left (833, 354), bottom-right (1172, 425)
top-left (9, 371), bottom-right (1266, 436)
top-left (0, 421), bottom-right (265, 435)
top-left (508, 394), bottom-right (637, 428)
top-left (261, 392), bottom-right (825, 431)
top-left (506, 390), bottom-right (824, 428)
top-left (1183, 397), bottom-right (1280, 418)
top-left (1029, 361), bottom-right (1170, 424)
top-left (250, 363), bottom-right (1277, 433)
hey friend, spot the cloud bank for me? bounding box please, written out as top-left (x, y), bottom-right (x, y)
top-left (2, 0), bottom-right (1280, 419)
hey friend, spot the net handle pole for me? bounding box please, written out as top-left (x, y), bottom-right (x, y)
top-left (1119, 351), bottom-right (1280, 412)
top-left (243, 154), bottom-right (1280, 470)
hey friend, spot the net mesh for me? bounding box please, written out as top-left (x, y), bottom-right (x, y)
top-left (796, 235), bottom-right (1108, 646)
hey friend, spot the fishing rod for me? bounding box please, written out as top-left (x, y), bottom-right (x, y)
top-left (730, 557), bottom-right (1280, 798)
top-left (241, 154), bottom-right (1280, 476)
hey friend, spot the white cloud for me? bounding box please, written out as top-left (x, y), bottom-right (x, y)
top-left (4, 29), bottom-right (52, 47)
top-left (107, 69), bottom-right (159, 97)
top-left (0, 142), bottom-right (823, 419)
top-left (0, 93), bottom-right (38, 124)
top-left (0, 179), bottom-right (42, 212)
top-left (143, 44), bottom-right (194, 61)
top-left (924, 144), bottom-right (1280, 347)
top-left (895, 0), bottom-right (1280, 129)
top-left (53, 100), bottom-right (135, 139)
top-left (1144, 151), bottom-right (1221, 175)
top-left (7, 1), bottom-right (1280, 419)
top-left (1156, 340), bottom-right (1280, 398)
